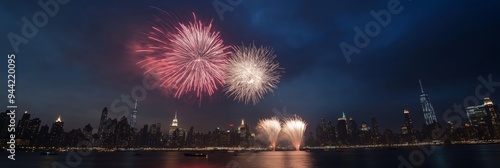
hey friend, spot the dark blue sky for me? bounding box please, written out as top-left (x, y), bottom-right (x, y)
top-left (1, 0), bottom-right (499, 133)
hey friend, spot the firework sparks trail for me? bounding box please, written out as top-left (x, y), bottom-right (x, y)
top-left (136, 13), bottom-right (231, 99)
top-left (257, 117), bottom-right (282, 151)
top-left (224, 44), bottom-right (282, 105)
top-left (282, 116), bottom-right (307, 151)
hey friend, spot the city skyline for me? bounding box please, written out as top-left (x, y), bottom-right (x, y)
top-left (3, 94), bottom-right (499, 150)
top-left (5, 92), bottom-right (499, 139)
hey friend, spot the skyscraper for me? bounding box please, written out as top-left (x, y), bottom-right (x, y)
top-left (238, 119), bottom-right (251, 148)
top-left (466, 105), bottom-right (485, 127)
top-left (316, 118), bottom-right (335, 146)
top-left (98, 107), bottom-right (108, 139)
top-left (371, 116), bottom-right (379, 135)
top-left (419, 80), bottom-right (438, 125)
top-left (403, 110), bottom-right (414, 134)
top-left (169, 111), bottom-right (179, 137)
top-left (83, 124), bottom-right (93, 141)
top-left (16, 111), bottom-right (31, 139)
top-left (337, 112), bottom-right (348, 145)
top-left (148, 123), bottom-right (162, 147)
top-left (27, 118), bottom-right (41, 140)
top-left (0, 111), bottom-right (9, 138)
top-left (371, 116), bottom-right (380, 144)
top-left (50, 115), bottom-right (64, 147)
top-left (116, 116), bottom-right (133, 147)
top-left (129, 99), bottom-right (138, 130)
top-left (37, 124), bottom-right (50, 147)
top-left (359, 122), bottom-right (372, 145)
top-left (349, 117), bottom-right (359, 145)
top-left (483, 98), bottom-right (500, 138)
top-left (466, 97), bottom-right (500, 139)
top-left (349, 117), bottom-right (358, 135)
top-left (402, 109), bottom-right (416, 143)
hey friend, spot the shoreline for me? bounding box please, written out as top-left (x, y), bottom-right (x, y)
top-left (4, 140), bottom-right (499, 152)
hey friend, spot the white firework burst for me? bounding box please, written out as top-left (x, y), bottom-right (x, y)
top-left (282, 116), bottom-right (307, 151)
top-left (257, 117), bottom-right (282, 151)
top-left (224, 44), bottom-right (282, 105)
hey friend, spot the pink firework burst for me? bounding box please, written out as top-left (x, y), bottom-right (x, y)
top-left (137, 13), bottom-right (231, 99)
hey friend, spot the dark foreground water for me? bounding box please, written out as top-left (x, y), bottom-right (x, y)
top-left (2, 144), bottom-right (500, 168)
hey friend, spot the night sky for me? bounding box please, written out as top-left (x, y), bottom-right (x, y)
top-left (1, 0), bottom-right (499, 134)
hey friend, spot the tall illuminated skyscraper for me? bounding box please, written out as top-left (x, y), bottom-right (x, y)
top-left (129, 99), bottom-right (138, 130)
top-left (402, 109), bottom-right (416, 143)
top-left (419, 80), bottom-right (438, 125)
top-left (403, 109), bottom-right (414, 134)
top-left (337, 112), bottom-right (348, 144)
top-left (484, 98), bottom-right (500, 139)
top-left (466, 97), bottom-right (500, 139)
top-left (50, 115), bottom-right (64, 147)
top-left (169, 111), bottom-right (178, 137)
top-left (167, 112), bottom-right (186, 147)
top-left (238, 119), bottom-right (251, 147)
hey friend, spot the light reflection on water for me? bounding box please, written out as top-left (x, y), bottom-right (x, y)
top-left (4, 144), bottom-right (500, 168)
top-left (233, 151), bottom-right (314, 168)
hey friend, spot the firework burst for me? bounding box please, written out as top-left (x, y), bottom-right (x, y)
top-left (136, 13), bottom-right (231, 99)
top-left (257, 117), bottom-right (282, 151)
top-left (282, 116), bottom-right (307, 151)
top-left (224, 44), bottom-right (282, 105)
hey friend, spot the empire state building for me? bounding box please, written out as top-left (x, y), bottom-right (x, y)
top-left (169, 111), bottom-right (178, 137)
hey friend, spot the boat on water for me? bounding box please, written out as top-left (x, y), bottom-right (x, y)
top-left (184, 153), bottom-right (207, 157)
top-left (40, 151), bottom-right (58, 155)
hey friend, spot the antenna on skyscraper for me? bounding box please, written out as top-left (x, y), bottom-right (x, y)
top-left (419, 79), bottom-right (425, 94)
top-left (134, 99), bottom-right (138, 109)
